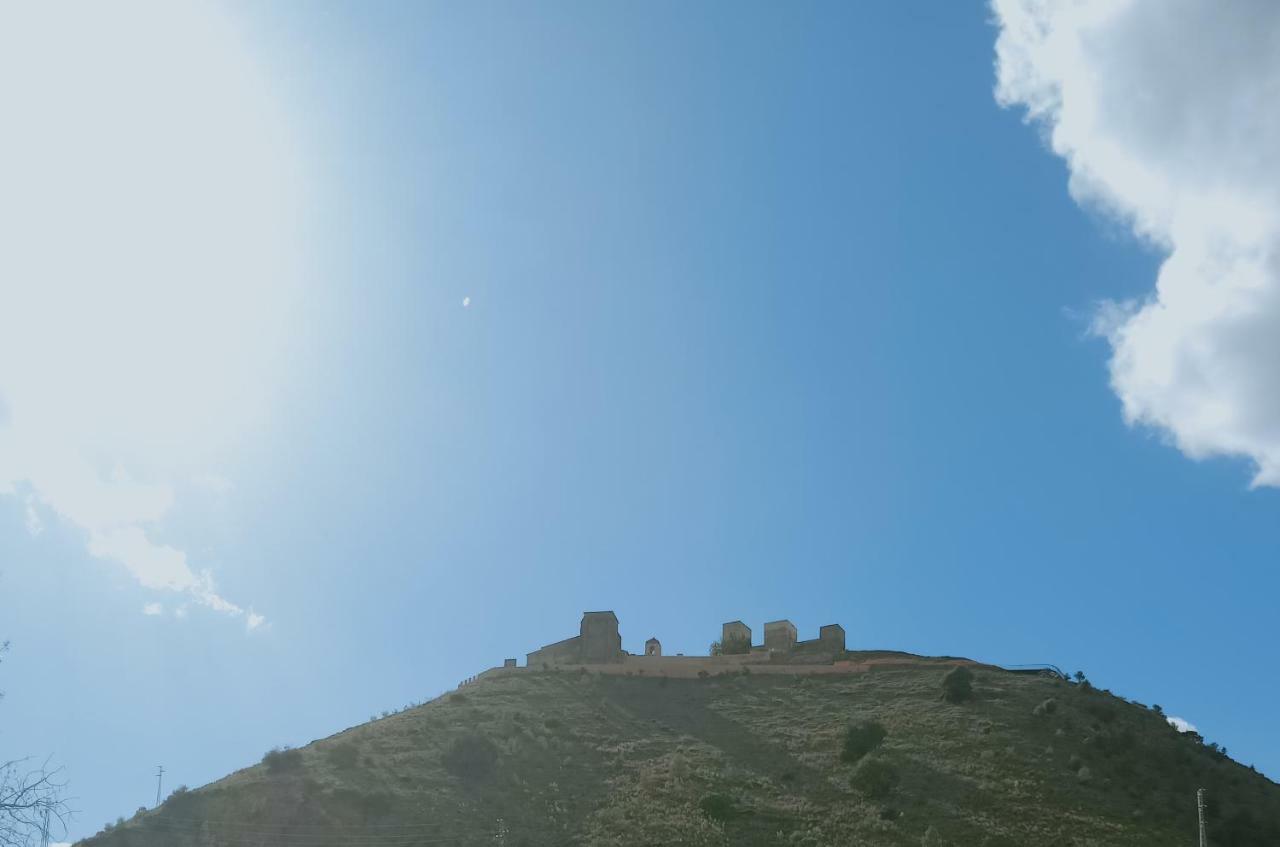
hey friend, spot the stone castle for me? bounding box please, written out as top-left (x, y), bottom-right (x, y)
top-left (516, 611), bottom-right (850, 675)
top-left (453, 610), bottom-right (986, 688)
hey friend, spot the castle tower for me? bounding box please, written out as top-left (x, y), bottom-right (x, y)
top-left (722, 620), bottom-right (752, 650)
top-left (819, 624), bottom-right (846, 652)
top-left (580, 611), bottom-right (623, 663)
top-left (763, 619), bottom-right (797, 653)
top-left (645, 637), bottom-right (661, 656)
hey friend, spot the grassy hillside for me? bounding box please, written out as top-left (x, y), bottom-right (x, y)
top-left (81, 661), bottom-right (1279, 846)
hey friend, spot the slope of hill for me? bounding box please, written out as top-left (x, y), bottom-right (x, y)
top-left (80, 659), bottom-right (1279, 846)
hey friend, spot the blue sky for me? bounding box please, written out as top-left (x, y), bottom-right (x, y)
top-left (3, 1), bottom-right (1279, 841)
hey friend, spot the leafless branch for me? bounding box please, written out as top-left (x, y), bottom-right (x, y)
top-left (0, 756), bottom-right (70, 847)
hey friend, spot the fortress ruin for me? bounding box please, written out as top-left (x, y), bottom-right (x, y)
top-left (453, 612), bottom-right (1009, 690)
top-left (453, 610), bottom-right (991, 690)
top-left (513, 611), bottom-right (855, 677)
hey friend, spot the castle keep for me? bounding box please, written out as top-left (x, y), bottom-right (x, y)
top-left (525, 611), bottom-right (623, 667)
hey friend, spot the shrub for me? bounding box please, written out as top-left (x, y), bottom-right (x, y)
top-left (326, 742), bottom-right (359, 770)
top-left (941, 666), bottom-right (974, 703)
top-left (442, 734), bottom-right (499, 782)
top-left (1083, 699), bottom-right (1117, 724)
top-left (851, 758), bottom-right (899, 799)
top-left (263, 747), bottom-right (304, 774)
top-left (698, 793), bottom-right (737, 822)
top-left (841, 720), bottom-right (888, 763)
top-left (921, 825), bottom-right (946, 846)
top-left (358, 791), bottom-right (394, 819)
top-left (697, 670), bottom-right (710, 680)
top-left (1032, 698), bottom-right (1057, 716)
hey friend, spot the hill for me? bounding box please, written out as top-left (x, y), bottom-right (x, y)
top-left (79, 658), bottom-right (1280, 846)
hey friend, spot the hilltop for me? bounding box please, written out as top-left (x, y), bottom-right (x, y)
top-left (79, 653), bottom-right (1280, 846)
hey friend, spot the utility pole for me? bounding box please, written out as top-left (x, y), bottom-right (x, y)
top-left (155, 765), bottom-right (165, 808)
top-left (1197, 787), bottom-right (1208, 847)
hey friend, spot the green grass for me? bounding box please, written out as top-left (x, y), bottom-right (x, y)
top-left (79, 666), bottom-right (1280, 846)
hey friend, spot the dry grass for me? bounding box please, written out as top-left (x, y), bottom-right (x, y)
top-left (80, 666), bottom-right (1280, 846)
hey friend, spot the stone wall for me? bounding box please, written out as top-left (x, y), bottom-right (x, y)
top-left (526, 635), bottom-right (581, 668)
top-left (476, 654), bottom-right (992, 685)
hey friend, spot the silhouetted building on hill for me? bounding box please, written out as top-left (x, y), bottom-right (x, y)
top-left (524, 611), bottom-right (845, 668)
top-left (526, 611), bottom-right (623, 666)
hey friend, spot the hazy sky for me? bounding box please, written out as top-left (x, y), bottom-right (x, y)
top-left (3, 1), bottom-right (1279, 841)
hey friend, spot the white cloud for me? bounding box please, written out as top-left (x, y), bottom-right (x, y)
top-left (143, 603), bottom-right (164, 616)
top-left (0, 1), bottom-right (305, 622)
top-left (1168, 715), bottom-right (1197, 734)
top-left (23, 495), bottom-right (43, 537)
top-left (191, 473), bottom-right (235, 497)
top-left (993, 0), bottom-right (1280, 485)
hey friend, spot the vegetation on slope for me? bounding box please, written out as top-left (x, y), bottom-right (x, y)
top-left (80, 664), bottom-right (1280, 846)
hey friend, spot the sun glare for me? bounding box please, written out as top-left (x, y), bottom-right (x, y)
top-left (0, 1), bottom-right (304, 469)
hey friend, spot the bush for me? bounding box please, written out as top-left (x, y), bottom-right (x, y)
top-left (709, 635), bottom-right (752, 656)
top-left (1032, 698), bottom-right (1057, 716)
top-left (263, 747), bottom-right (304, 774)
top-left (850, 758), bottom-right (899, 799)
top-left (698, 793), bottom-right (737, 822)
top-left (357, 790), bottom-right (394, 819)
top-left (442, 734), bottom-right (499, 782)
top-left (841, 720), bottom-right (888, 763)
top-left (326, 742), bottom-right (359, 770)
top-left (921, 825), bottom-right (946, 846)
top-left (941, 666), bottom-right (974, 703)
